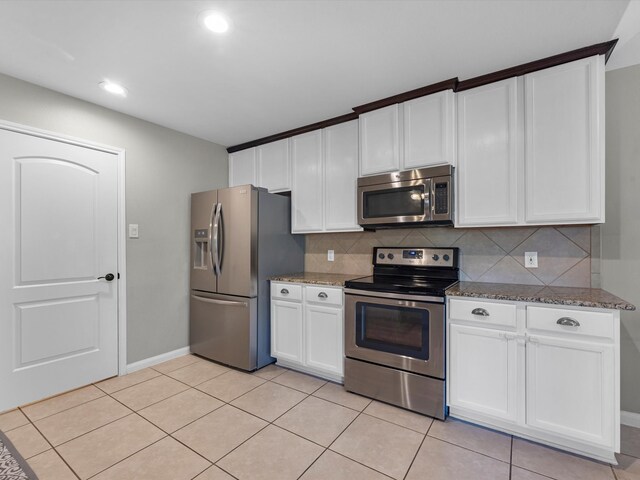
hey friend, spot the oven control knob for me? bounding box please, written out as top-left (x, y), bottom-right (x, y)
top-left (432, 254), bottom-right (439, 261)
top-left (378, 253), bottom-right (385, 260)
top-left (443, 254), bottom-right (450, 261)
top-left (387, 253), bottom-right (394, 260)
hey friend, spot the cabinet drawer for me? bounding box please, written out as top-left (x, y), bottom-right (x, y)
top-left (449, 298), bottom-right (516, 329)
top-left (305, 285), bottom-right (343, 307)
top-left (271, 282), bottom-right (302, 302)
top-left (527, 306), bottom-right (614, 339)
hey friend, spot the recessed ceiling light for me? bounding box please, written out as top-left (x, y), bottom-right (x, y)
top-left (202, 11), bottom-right (229, 33)
top-left (99, 81), bottom-right (127, 97)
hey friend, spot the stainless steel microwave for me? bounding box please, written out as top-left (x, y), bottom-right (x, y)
top-left (357, 165), bottom-right (453, 228)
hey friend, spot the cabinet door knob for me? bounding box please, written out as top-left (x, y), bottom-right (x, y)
top-left (471, 308), bottom-right (490, 316)
top-left (318, 292), bottom-right (328, 299)
top-left (280, 288), bottom-right (289, 295)
top-left (557, 317), bottom-right (580, 327)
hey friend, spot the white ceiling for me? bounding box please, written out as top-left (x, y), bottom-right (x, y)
top-left (0, 0), bottom-right (634, 147)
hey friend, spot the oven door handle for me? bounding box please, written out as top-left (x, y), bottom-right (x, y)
top-left (344, 288), bottom-right (444, 304)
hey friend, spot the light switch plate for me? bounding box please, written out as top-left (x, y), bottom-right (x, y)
top-left (327, 249), bottom-right (334, 261)
top-left (525, 252), bottom-right (538, 268)
top-left (129, 224), bottom-right (139, 239)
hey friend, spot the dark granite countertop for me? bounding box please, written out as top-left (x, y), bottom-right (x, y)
top-left (446, 282), bottom-right (636, 311)
top-left (269, 272), bottom-right (363, 287)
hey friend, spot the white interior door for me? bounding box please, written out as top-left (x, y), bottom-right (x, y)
top-left (0, 128), bottom-right (119, 412)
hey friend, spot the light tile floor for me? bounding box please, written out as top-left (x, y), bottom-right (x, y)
top-left (0, 354), bottom-right (638, 480)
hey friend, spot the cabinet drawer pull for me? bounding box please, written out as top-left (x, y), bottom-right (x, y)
top-left (557, 317), bottom-right (580, 327)
top-left (280, 288), bottom-right (289, 295)
top-left (471, 308), bottom-right (490, 317)
top-left (318, 292), bottom-right (328, 299)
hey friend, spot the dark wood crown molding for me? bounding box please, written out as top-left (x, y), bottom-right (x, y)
top-left (227, 112), bottom-right (358, 153)
top-left (228, 39), bottom-right (617, 153)
top-left (456, 39), bottom-right (618, 92)
top-left (352, 78), bottom-right (459, 114)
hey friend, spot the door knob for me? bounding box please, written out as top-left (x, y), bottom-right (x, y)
top-left (97, 273), bottom-right (115, 281)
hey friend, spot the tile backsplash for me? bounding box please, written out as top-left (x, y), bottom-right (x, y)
top-left (305, 226), bottom-right (600, 287)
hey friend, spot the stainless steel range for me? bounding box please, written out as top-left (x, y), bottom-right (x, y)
top-left (344, 247), bottom-right (459, 420)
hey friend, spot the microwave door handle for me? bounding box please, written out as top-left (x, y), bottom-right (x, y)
top-left (425, 179), bottom-right (433, 221)
top-left (212, 203), bottom-right (222, 277)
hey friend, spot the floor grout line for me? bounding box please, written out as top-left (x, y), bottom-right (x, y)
top-left (18, 387), bottom-right (107, 423)
top-left (324, 409), bottom-right (402, 480)
top-left (402, 431), bottom-right (428, 480)
top-left (36, 409), bottom-right (135, 450)
top-left (425, 433), bottom-right (512, 465)
top-left (83, 434), bottom-right (169, 480)
top-left (509, 435), bottom-right (513, 480)
top-left (19, 406), bottom-right (82, 479)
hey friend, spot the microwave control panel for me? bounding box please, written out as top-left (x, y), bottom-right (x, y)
top-left (434, 182), bottom-right (449, 214)
top-left (375, 247), bottom-right (457, 268)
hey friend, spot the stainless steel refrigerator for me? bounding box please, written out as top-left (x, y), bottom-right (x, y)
top-left (190, 185), bottom-right (304, 370)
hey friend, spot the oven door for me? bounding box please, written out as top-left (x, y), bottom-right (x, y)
top-left (358, 179), bottom-right (432, 226)
top-left (344, 290), bottom-right (444, 378)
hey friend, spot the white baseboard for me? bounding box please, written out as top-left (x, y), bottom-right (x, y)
top-left (621, 410), bottom-right (640, 428)
top-left (126, 346), bottom-right (191, 374)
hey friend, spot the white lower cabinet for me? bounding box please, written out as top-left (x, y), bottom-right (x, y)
top-left (449, 324), bottom-right (517, 422)
top-left (271, 300), bottom-right (303, 364)
top-left (447, 297), bottom-right (620, 463)
top-left (271, 282), bottom-right (344, 382)
top-left (526, 334), bottom-right (614, 447)
top-left (304, 304), bottom-right (343, 377)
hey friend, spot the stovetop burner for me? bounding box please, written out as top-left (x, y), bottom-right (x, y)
top-left (345, 246), bottom-right (460, 296)
top-left (345, 275), bottom-right (458, 296)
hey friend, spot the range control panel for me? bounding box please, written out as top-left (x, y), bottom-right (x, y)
top-left (374, 247), bottom-right (457, 267)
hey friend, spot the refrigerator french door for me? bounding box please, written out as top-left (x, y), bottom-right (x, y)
top-left (190, 185), bottom-right (304, 371)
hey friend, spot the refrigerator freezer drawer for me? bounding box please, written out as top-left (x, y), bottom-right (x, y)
top-left (190, 291), bottom-right (258, 370)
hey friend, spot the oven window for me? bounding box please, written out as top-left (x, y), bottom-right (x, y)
top-left (355, 302), bottom-right (429, 360)
top-left (362, 186), bottom-right (425, 219)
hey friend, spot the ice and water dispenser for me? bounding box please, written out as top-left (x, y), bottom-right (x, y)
top-left (193, 228), bottom-right (209, 269)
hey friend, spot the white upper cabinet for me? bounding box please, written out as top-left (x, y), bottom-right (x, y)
top-left (456, 55), bottom-right (605, 227)
top-left (324, 120), bottom-right (360, 231)
top-left (292, 121), bottom-right (362, 234)
top-left (228, 148), bottom-right (257, 187)
top-left (403, 90), bottom-right (456, 169)
top-left (359, 92), bottom-right (456, 176)
top-left (257, 139), bottom-right (290, 193)
top-left (457, 78), bottom-right (521, 226)
top-left (359, 104), bottom-right (401, 175)
top-left (230, 139), bottom-right (290, 192)
top-left (291, 130), bottom-right (324, 232)
top-left (524, 56), bottom-right (604, 224)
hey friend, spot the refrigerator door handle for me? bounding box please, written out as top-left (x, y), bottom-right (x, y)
top-left (212, 203), bottom-right (222, 277)
top-left (219, 204), bottom-right (225, 272)
top-left (191, 294), bottom-right (248, 308)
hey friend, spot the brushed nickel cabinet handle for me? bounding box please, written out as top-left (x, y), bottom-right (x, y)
top-left (557, 317), bottom-right (580, 327)
top-left (280, 288), bottom-right (289, 295)
top-left (318, 292), bottom-right (328, 299)
top-left (471, 308), bottom-right (490, 317)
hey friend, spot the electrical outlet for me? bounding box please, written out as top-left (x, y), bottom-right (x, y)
top-left (327, 249), bottom-right (334, 261)
top-left (525, 252), bottom-right (538, 268)
top-left (128, 224), bottom-right (139, 239)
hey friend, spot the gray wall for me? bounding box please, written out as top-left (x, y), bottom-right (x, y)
top-left (0, 73), bottom-right (229, 364)
top-left (602, 64), bottom-right (640, 414)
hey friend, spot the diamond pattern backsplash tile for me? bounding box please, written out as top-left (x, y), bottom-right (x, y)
top-left (304, 226), bottom-right (593, 287)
